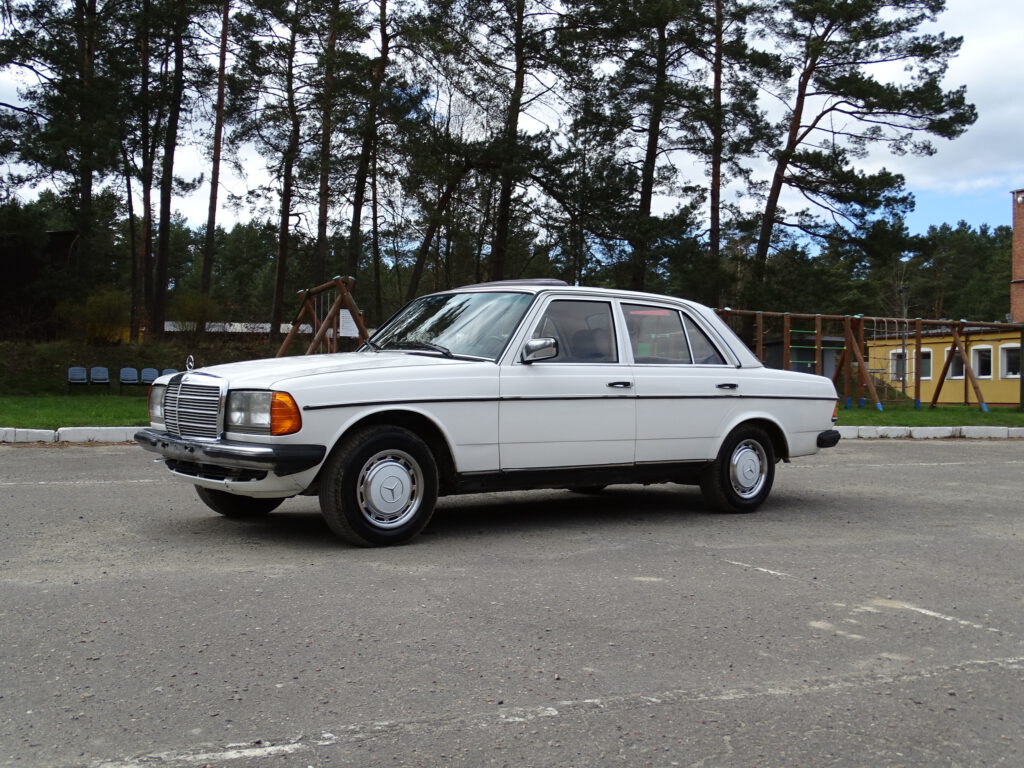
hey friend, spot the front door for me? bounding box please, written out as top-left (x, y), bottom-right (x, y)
top-left (499, 298), bottom-right (635, 469)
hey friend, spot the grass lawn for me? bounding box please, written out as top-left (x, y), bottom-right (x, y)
top-left (835, 400), bottom-right (1024, 427)
top-left (0, 394), bottom-right (150, 430)
top-left (3, 392), bottom-right (1023, 431)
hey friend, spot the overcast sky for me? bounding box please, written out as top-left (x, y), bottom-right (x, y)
top-left (883, 0), bottom-right (1024, 233)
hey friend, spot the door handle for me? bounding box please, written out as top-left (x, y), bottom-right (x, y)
top-left (716, 383), bottom-right (739, 390)
top-left (607, 381), bottom-right (633, 388)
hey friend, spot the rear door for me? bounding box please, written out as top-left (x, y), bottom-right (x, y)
top-left (623, 302), bottom-right (738, 462)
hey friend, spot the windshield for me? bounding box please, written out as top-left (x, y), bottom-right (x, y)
top-left (369, 291), bottom-right (535, 361)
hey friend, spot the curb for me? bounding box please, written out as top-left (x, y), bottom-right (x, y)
top-left (3, 426), bottom-right (1023, 444)
top-left (1, 426), bottom-right (141, 444)
top-left (835, 426), bottom-right (1024, 440)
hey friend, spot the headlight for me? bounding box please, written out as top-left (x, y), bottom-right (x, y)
top-left (227, 391), bottom-right (302, 436)
top-left (148, 384), bottom-right (166, 425)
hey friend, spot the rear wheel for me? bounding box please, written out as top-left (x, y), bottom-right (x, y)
top-left (319, 425), bottom-right (438, 547)
top-left (195, 486), bottom-right (284, 518)
top-left (699, 425), bottom-right (775, 513)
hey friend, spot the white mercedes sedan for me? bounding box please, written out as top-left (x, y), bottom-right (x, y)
top-left (137, 280), bottom-right (840, 546)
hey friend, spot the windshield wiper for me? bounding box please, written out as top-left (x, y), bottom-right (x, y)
top-left (363, 338), bottom-right (381, 352)
top-left (385, 340), bottom-right (454, 358)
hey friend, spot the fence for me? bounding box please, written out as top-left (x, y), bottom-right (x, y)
top-left (715, 309), bottom-right (1024, 412)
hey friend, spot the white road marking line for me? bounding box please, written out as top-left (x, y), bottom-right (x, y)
top-left (89, 656), bottom-right (1024, 768)
top-left (724, 560), bottom-right (793, 578)
top-left (0, 478), bottom-right (167, 487)
top-left (870, 598), bottom-right (1008, 635)
top-left (808, 620), bottom-right (865, 640)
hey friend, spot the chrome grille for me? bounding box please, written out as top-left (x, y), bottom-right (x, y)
top-left (164, 379), bottom-right (222, 438)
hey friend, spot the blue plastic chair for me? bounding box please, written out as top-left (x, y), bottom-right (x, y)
top-left (67, 366), bottom-right (88, 393)
top-left (140, 367), bottom-right (159, 385)
top-left (118, 367), bottom-right (140, 393)
top-left (161, 368), bottom-right (178, 376)
top-left (90, 366), bottom-right (111, 391)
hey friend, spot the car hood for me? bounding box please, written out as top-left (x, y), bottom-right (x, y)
top-left (169, 351), bottom-right (483, 389)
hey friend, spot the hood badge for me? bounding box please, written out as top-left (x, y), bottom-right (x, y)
top-left (186, 354), bottom-right (195, 371)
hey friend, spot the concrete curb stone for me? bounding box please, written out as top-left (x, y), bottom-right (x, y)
top-left (55, 426), bottom-right (139, 443)
top-left (3, 424), bottom-right (1024, 443)
top-left (909, 427), bottom-right (957, 439)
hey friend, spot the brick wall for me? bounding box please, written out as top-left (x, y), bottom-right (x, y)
top-left (1013, 190), bottom-right (1024, 322)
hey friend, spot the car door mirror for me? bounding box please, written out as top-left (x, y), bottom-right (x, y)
top-left (522, 337), bottom-right (558, 363)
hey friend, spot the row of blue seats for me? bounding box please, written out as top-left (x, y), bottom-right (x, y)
top-left (67, 366), bottom-right (178, 393)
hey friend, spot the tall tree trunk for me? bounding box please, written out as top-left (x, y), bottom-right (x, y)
top-left (271, 27), bottom-right (301, 338)
top-left (152, 11), bottom-right (186, 341)
top-left (200, 0), bottom-right (231, 299)
top-left (139, 0), bottom-right (155, 331)
top-left (314, 0), bottom-right (340, 284)
top-left (73, 0), bottom-right (97, 270)
top-left (489, 0), bottom-right (526, 282)
top-left (346, 0), bottom-right (390, 278)
top-left (371, 153), bottom-right (383, 324)
top-left (708, 0), bottom-right (724, 305)
top-left (752, 46), bottom-right (818, 290)
top-left (631, 22), bottom-right (668, 292)
top-left (405, 163), bottom-right (471, 302)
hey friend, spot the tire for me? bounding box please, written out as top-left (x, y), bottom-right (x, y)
top-left (699, 425), bottom-right (775, 513)
top-left (195, 486), bottom-right (284, 518)
top-left (318, 425), bottom-right (438, 547)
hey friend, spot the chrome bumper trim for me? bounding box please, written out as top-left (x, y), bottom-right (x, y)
top-left (135, 428), bottom-right (325, 476)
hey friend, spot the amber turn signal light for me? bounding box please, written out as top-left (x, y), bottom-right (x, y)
top-left (270, 392), bottom-right (302, 436)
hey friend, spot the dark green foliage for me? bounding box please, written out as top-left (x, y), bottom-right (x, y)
top-left (0, 0), bottom-right (1002, 349)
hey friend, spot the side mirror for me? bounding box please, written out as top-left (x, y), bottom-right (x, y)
top-left (522, 337), bottom-right (558, 363)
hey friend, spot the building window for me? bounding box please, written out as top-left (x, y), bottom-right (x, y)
top-left (920, 348), bottom-right (932, 380)
top-left (945, 347), bottom-right (964, 379)
top-left (889, 350), bottom-right (907, 382)
top-left (972, 346), bottom-right (993, 379)
top-left (1002, 344), bottom-right (1021, 379)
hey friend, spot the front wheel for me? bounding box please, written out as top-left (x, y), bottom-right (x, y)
top-left (699, 426), bottom-right (776, 513)
top-left (195, 486), bottom-right (284, 518)
top-left (318, 425), bottom-right (438, 547)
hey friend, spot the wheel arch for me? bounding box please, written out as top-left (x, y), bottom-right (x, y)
top-left (318, 409), bottom-right (458, 493)
top-left (717, 416), bottom-right (790, 462)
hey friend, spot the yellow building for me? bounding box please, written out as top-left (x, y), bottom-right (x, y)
top-left (867, 328), bottom-right (1022, 407)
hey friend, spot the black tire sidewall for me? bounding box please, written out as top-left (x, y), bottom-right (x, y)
top-left (195, 486), bottom-right (284, 517)
top-left (700, 425), bottom-right (775, 513)
top-left (320, 426), bottom-right (439, 546)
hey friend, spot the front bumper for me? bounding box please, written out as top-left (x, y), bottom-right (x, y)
top-left (817, 429), bottom-right (841, 449)
top-left (135, 428), bottom-right (326, 476)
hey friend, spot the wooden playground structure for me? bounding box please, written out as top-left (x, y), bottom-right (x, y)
top-left (276, 276), bottom-right (369, 357)
top-left (716, 309), bottom-right (1024, 412)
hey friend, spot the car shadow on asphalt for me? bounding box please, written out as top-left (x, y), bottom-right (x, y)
top-left (422, 485), bottom-right (721, 541)
top-left (152, 484), bottom-right (816, 549)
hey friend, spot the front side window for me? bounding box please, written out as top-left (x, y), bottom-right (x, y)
top-left (1001, 345), bottom-right (1020, 378)
top-left (371, 291), bottom-right (534, 360)
top-left (623, 304), bottom-right (690, 363)
top-left (531, 300), bottom-right (617, 363)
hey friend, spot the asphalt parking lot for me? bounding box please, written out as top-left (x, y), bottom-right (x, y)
top-left (1, 439), bottom-right (1022, 768)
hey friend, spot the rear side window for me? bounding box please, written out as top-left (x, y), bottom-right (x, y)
top-left (623, 304), bottom-right (691, 363)
top-left (683, 315), bottom-right (726, 365)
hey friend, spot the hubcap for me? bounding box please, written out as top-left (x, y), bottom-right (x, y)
top-left (356, 449), bottom-right (423, 529)
top-left (729, 439), bottom-right (767, 499)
